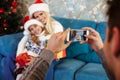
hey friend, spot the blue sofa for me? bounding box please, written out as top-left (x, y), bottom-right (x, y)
top-left (0, 17), bottom-right (108, 80)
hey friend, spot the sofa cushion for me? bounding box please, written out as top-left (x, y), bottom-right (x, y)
top-left (0, 55), bottom-right (5, 80)
top-left (4, 55), bottom-right (16, 80)
top-left (0, 54), bottom-right (2, 63)
top-left (54, 59), bottom-right (86, 80)
top-left (66, 42), bottom-right (89, 58)
top-left (76, 49), bottom-right (101, 63)
top-left (53, 16), bottom-right (97, 30)
top-left (0, 32), bottom-right (23, 57)
top-left (75, 63), bottom-right (108, 80)
top-left (0, 55), bottom-right (16, 80)
top-left (96, 22), bottom-right (107, 41)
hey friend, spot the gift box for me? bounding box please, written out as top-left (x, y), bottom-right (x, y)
top-left (16, 52), bottom-right (30, 67)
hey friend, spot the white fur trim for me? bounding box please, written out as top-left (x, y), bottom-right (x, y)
top-left (29, 3), bottom-right (49, 15)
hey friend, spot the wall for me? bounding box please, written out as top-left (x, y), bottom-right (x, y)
top-left (28, 0), bottom-right (107, 22)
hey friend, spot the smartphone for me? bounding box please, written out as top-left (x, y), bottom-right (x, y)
top-left (66, 29), bottom-right (89, 42)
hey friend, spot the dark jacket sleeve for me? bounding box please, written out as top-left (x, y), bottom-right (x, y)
top-left (20, 49), bottom-right (54, 80)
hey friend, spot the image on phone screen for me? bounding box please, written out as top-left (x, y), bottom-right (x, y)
top-left (67, 29), bottom-right (89, 42)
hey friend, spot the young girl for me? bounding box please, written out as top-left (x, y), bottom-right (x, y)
top-left (15, 19), bottom-right (50, 80)
top-left (28, 0), bottom-right (64, 80)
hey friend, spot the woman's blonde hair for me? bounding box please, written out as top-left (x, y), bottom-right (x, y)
top-left (31, 11), bottom-right (55, 35)
top-left (45, 12), bottom-right (54, 34)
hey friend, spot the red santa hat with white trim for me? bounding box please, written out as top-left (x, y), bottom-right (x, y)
top-left (24, 19), bottom-right (43, 35)
top-left (29, 0), bottom-right (49, 16)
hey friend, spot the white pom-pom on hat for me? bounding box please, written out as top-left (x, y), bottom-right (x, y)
top-left (29, 0), bottom-right (49, 16)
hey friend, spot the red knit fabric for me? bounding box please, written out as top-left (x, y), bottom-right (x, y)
top-left (22, 16), bottom-right (30, 26)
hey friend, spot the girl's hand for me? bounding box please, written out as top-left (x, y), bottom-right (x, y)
top-left (25, 56), bottom-right (35, 66)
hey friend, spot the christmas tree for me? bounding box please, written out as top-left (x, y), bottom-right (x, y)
top-left (0, 0), bottom-right (28, 36)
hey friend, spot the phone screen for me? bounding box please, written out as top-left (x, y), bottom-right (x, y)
top-left (67, 29), bottom-right (88, 42)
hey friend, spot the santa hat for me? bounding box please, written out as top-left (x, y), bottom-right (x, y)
top-left (24, 19), bottom-right (43, 35)
top-left (22, 16), bottom-right (30, 26)
top-left (29, 0), bottom-right (49, 16)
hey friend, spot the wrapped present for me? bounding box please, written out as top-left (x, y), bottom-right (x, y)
top-left (16, 52), bottom-right (30, 67)
top-left (55, 50), bottom-right (66, 60)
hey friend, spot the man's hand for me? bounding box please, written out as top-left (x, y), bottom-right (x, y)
top-left (81, 27), bottom-right (103, 52)
top-left (46, 28), bottom-right (71, 54)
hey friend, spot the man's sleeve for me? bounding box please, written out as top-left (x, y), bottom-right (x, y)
top-left (20, 49), bottom-right (54, 80)
top-left (97, 49), bottom-right (114, 80)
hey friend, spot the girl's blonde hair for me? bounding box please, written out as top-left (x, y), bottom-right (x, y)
top-left (31, 11), bottom-right (55, 35)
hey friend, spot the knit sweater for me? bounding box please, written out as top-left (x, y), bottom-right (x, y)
top-left (20, 49), bottom-right (54, 80)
